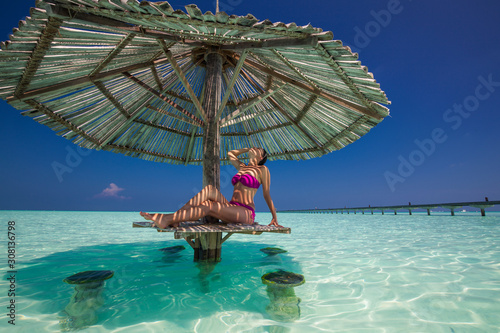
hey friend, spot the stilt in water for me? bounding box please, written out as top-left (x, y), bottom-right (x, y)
top-left (261, 270), bottom-right (305, 322)
top-left (60, 270), bottom-right (114, 331)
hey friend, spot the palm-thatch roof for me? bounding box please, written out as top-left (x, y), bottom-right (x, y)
top-left (0, 0), bottom-right (390, 165)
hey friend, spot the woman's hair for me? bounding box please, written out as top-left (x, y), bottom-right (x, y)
top-left (258, 148), bottom-right (268, 166)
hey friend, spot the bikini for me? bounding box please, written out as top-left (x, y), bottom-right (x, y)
top-left (229, 173), bottom-right (260, 221)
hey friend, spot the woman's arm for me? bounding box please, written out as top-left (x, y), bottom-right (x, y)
top-left (228, 148), bottom-right (250, 170)
top-left (260, 166), bottom-right (281, 227)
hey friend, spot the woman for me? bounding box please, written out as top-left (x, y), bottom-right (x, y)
top-left (140, 147), bottom-right (282, 228)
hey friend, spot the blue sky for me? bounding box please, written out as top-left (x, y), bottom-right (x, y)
top-left (1, 0), bottom-right (499, 212)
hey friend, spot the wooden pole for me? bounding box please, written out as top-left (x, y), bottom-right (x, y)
top-left (195, 49), bottom-right (224, 262)
top-left (202, 50), bottom-right (222, 190)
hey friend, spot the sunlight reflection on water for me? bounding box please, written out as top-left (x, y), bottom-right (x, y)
top-left (1, 211), bottom-right (499, 332)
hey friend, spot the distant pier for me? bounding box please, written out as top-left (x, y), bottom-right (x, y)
top-left (280, 198), bottom-right (499, 216)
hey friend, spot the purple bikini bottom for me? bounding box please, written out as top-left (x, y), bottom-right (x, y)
top-left (229, 200), bottom-right (255, 222)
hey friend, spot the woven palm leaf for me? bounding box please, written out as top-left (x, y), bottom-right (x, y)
top-left (0, 0), bottom-right (390, 165)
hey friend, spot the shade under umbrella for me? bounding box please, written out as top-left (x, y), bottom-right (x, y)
top-left (0, 0), bottom-right (390, 185)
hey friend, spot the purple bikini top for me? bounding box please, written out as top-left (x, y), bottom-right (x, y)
top-left (231, 173), bottom-right (260, 189)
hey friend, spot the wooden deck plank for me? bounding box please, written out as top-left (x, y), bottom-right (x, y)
top-left (133, 220), bottom-right (291, 234)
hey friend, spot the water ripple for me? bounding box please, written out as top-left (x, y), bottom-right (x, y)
top-left (1, 211), bottom-right (499, 332)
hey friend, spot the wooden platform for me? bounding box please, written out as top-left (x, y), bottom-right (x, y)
top-left (280, 199), bottom-right (499, 216)
top-left (133, 221), bottom-right (290, 238)
top-left (133, 221), bottom-right (291, 262)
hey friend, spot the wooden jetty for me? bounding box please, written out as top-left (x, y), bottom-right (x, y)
top-left (133, 221), bottom-right (290, 262)
top-left (280, 199), bottom-right (499, 216)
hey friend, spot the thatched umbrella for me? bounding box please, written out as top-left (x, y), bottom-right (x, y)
top-left (0, 0), bottom-right (390, 190)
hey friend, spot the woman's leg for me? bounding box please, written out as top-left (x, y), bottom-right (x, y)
top-left (141, 185), bottom-right (229, 227)
top-left (141, 204), bottom-right (210, 228)
top-left (141, 201), bottom-right (254, 228)
top-left (180, 185), bottom-right (229, 209)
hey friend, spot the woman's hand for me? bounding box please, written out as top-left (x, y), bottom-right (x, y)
top-left (268, 218), bottom-right (283, 228)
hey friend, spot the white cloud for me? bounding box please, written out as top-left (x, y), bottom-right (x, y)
top-left (94, 183), bottom-right (130, 200)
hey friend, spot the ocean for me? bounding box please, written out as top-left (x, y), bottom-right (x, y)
top-left (1, 210), bottom-right (499, 332)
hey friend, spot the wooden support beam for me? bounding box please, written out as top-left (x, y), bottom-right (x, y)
top-left (271, 48), bottom-right (318, 90)
top-left (216, 50), bottom-right (248, 120)
top-left (184, 81), bottom-right (207, 165)
top-left (107, 143), bottom-right (185, 162)
top-left (14, 17), bottom-right (63, 97)
top-left (183, 128), bottom-right (198, 165)
top-left (150, 65), bottom-right (164, 91)
top-left (220, 84), bottom-right (287, 126)
top-left (123, 71), bottom-right (204, 127)
top-left (133, 118), bottom-right (191, 137)
top-left (221, 233), bottom-right (233, 244)
top-left (229, 94), bottom-right (261, 107)
top-left (220, 36), bottom-right (318, 50)
top-left (98, 93), bottom-right (158, 147)
top-left (184, 236), bottom-right (196, 249)
top-left (223, 66), bottom-right (326, 154)
top-left (93, 80), bottom-right (131, 119)
top-left (162, 90), bottom-right (192, 103)
top-left (265, 75), bottom-right (273, 91)
top-left (221, 67), bottom-right (288, 131)
top-left (220, 106), bottom-right (275, 127)
top-left (322, 116), bottom-right (366, 150)
top-left (295, 94), bottom-right (318, 123)
top-left (146, 104), bottom-right (202, 127)
top-left (8, 57), bottom-right (171, 102)
top-left (24, 99), bottom-right (101, 147)
top-left (42, 3), bottom-right (205, 46)
top-left (89, 33), bottom-right (136, 77)
top-left (268, 95), bottom-right (326, 152)
top-left (234, 54), bottom-right (383, 120)
top-left (159, 40), bottom-right (207, 123)
top-left (157, 60), bottom-right (198, 103)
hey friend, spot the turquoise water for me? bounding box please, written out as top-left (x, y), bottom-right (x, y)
top-left (1, 210), bottom-right (500, 332)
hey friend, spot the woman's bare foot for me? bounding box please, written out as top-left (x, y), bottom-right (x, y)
top-left (140, 212), bottom-right (178, 228)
